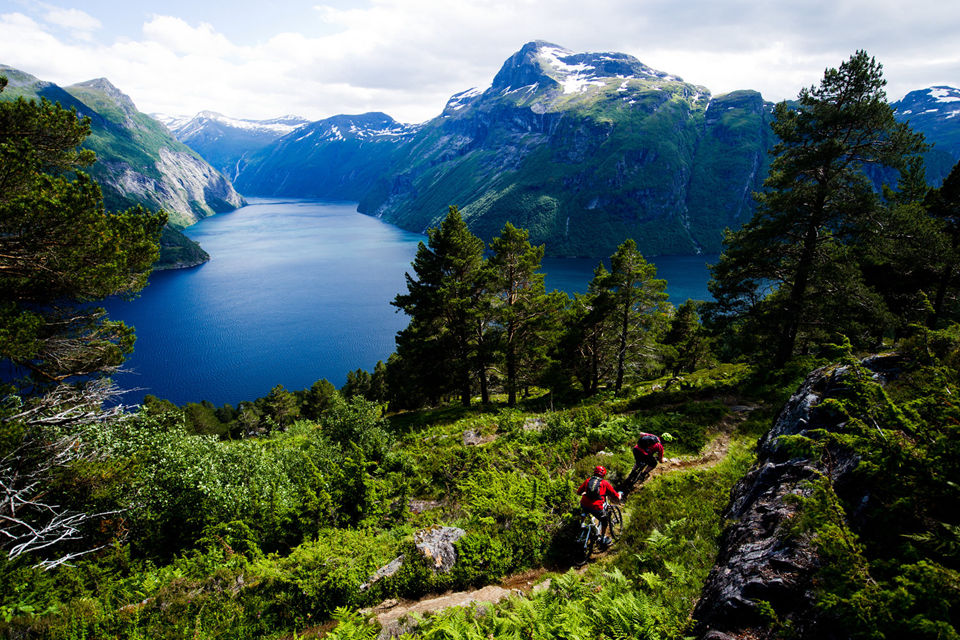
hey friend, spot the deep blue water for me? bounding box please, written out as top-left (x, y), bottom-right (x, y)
top-left (104, 199), bottom-right (714, 406)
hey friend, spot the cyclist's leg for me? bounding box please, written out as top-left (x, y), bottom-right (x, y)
top-left (598, 504), bottom-right (612, 542)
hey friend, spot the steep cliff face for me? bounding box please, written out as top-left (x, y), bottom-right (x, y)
top-left (158, 111), bottom-right (309, 180)
top-left (64, 78), bottom-right (245, 227)
top-left (1, 65), bottom-right (245, 268)
top-left (107, 147), bottom-right (243, 222)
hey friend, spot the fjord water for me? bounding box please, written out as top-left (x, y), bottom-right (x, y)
top-left (105, 200), bottom-right (713, 406)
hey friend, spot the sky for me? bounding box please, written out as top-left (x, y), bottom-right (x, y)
top-left (1, 0), bottom-right (958, 124)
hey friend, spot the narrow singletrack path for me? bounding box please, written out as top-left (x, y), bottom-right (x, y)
top-left (355, 403), bottom-right (760, 638)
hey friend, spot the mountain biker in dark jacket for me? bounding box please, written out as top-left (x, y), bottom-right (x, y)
top-left (630, 432), bottom-right (664, 481)
top-left (577, 465), bottom-right (622, 548)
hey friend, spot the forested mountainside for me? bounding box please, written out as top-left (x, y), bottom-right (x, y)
top-left (0, 65), bottom-right (245, 268)
top-left (232, 41), bottom-right (778, 257)
top-left (214, 41), bottom-right (960, 258)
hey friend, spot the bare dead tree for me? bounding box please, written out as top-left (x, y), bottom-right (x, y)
top-left (1, 379), bottom-right (131, 569)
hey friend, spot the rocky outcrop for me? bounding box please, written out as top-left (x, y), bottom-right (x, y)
top-left (693, 355), bottom-right (903, 639)
top-left (361, 526), bottom-right (467, 591)
top-left (414, 526), bottom-right (466, 573)
top-left (98, 147), bottom-right (243, 228)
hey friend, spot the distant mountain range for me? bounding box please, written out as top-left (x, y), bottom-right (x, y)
top-left (155, 111), bottom-right (309, 181)
top-left (228, 41), bottom-right (779, 257)
top-left (0, 65), bottom-right (245, 268)
top-left (6, 43), bottom-right (959, 262)
top-left (891, 85), bottom-right (960, 178)
top-left (167, 42), bottom-right (960, 258)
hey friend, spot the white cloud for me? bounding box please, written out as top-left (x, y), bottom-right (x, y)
top-left (142, 15), bottom-right (238, 57)
top-left (0, 1), bottom-right (958, 122)
top-left (43, 7), bottom-right (100, 32)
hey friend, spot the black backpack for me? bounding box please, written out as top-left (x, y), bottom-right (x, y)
top-left (585, 476), bottom-right (603, 501)
top-left (638, 434), bottom-right (660, 449)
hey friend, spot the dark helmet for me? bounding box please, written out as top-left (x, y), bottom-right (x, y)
top-left (594, 465), bottom-right (607, 476)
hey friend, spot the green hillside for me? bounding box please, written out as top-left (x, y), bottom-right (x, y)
top-left (238, 42), bottom-right (776, 258)
top-left (3, 49), bottom-right (959, 640)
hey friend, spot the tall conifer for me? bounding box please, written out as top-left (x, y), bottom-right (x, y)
top-left (488, 223), bottom-right (564, 406)
top-left (392, 206), bottom-right (485, 406)
top-left (707, 51), bottom-right (925, 365)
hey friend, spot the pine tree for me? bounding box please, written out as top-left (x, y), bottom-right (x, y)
top-left (264, 384), bottom-right (299, 428)
top-left (706, 51), bottom-right (925, 366)
top-left (392, 206), bottom-right (486, 407)
top-left (300, 378), bottom-right (338, 420)
top-left (859, 158), bottom-right (945, 334)
top-left (607, 239), bottom-right (669, 393)
top-left (488, 223), bottom-right (565, 406)
top-left (662, 300), bottom-right (714, 375)
top-left (0, 77), bottom-right (164, 565)
top-left (0, 77), bottom-right (165, 385)
top-left (558, 264), bottom-right (616, 396)
top-left (925, 161), bottom-right (960, 328)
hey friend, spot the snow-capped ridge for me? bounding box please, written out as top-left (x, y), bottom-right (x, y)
top-left (488, 40), bottom-right (684, 97)
top-left (290, 112), bottom-right (420, 144)
top-left (929, 86), bottom-right (960, 104)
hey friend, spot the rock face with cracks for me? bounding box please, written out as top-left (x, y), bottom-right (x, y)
top-left (693, 355), bottom-right (903, 639)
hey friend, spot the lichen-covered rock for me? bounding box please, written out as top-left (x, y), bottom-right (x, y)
top-left (693, 355), bottom-right (902, 639)
top-left (414, 526), bottom-right (466, 573)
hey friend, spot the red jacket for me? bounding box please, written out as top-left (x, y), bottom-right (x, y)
top-left (577, 476), bottom-right (618, 511)
top-left (635, 433), bottom-right (664, 462)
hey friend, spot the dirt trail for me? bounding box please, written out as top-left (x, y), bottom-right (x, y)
top-left (361, 403), bottom-right (760, 638)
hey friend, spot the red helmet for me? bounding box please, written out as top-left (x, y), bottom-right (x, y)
top-left (594, 465), bottom-right (607, 476)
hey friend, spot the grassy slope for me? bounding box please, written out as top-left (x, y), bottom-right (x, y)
top-left (0, 364), bottom-right (764, 639)
top-left (7, 338), bottom-right (956, 640)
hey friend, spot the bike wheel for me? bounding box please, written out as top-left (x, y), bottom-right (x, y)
top-left (608, 506), bottom-right (623, 540)
top-left (580, 521), bottom-right (598, 562)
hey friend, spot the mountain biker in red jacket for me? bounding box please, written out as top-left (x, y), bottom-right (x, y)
top-left (630, 432), bottom-right (664, 481)
top-left (577, 465), bottom-right (622, 548)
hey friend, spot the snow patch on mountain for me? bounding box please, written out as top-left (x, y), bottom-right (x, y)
top-left (444, 86), bottom-right (488, 113)
top-left (929, 87), bottom-right (960, 103)
top-left (157, 111), bottom-right (309, 138)
top-left (539, 45), bottom-right (591, 76)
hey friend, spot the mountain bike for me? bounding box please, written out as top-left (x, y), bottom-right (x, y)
top-left (576, 509), bottom-right (602, 563)
top-left (623, 465), bottom-right (652, 493)
top-left (607, 503), bottom-right (623, 540)
top-left (576, 502), bottom-right (623, 563)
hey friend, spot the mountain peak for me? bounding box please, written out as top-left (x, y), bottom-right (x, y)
top-left (489, 41), bottom-right (682, 94)
top-left (69, 77), bottom-right (139, 115)
top-left (0, 65), bottom-right (44, 88)
top-left (926, 86), bottom-right (960, 103)
top-left (893, 85), bottom-right (960, 118)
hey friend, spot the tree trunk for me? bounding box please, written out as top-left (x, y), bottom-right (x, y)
top-left (615, 299), bottom-right (629, 394)
top-left (506, 337), bottom-right (517, 407)
top-left (776, 202), bottom-right (823, 368)
top-left (478, 360), bottom-right (489, 404)
top-left (928, 232), bottom-right (959, 329)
